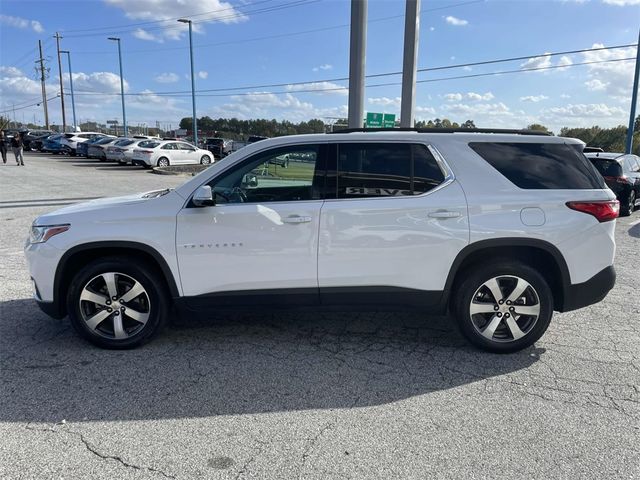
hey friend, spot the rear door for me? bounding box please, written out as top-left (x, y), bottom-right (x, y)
top-left (317, 142), bottom-right (469, 307)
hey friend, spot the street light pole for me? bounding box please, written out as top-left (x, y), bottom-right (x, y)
top-left (178, 18), bottom-right (197, 146)
top-left (53, 32), bottom-right (67, 132)
top-left (625, 28), bottom-right (640, 154)
top-left (60, 51), bottom-right (77, 130)
top-left (108, 37), bottom-right (128, 137)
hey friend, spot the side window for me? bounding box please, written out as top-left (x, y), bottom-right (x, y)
top-left (162, 143), bottom-right (175, 150)
top-left (179, 143), bottom-right (195, 151)
top-left (206, 144), bottom-right (325, 204)
top-left (335, 143), bottom-right (445, 199)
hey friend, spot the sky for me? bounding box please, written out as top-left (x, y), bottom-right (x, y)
top-left (0, 0), bottom-right (638, 133)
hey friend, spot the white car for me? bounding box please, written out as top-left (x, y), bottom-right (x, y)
top-left (105, 137), bottom-right (155, 164)
top-left (25, 129), bottom-right (617, 352)
top-left (60, 132), bottom-right (103, 156)
top-left (131, 140), bottom-right (213, 168)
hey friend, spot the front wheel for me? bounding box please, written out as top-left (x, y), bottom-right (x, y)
top-left (66, 258), bottom-right (169, 349)
top-left (453, 262), bottom-right (553, 353)
top-left (200, 155), bottom-right (211, 165)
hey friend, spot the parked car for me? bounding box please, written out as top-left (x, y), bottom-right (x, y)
top-left (204, 137), bottom-right (233, 159)
top-left (25, 128), bottom-right (618, 352)
top-left (41, 134), bottom-right (65, 154)
top-left (585, 152), bottom-right (640, 216)
top-left (88, 137), bottom-right (125, 160)
top-left (77, 135), bottom-right (113, 157)
top-left (131, 140), bottom-right (213, 168)
top-left (23, 130), bottom-right (53, 151)
top-left (105, 137), bottom-right (154, 164)
top-left (60, 132), bottom-right (103, 156)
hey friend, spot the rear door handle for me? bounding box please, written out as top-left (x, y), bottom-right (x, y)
top-left (283, 215), bottom-right (312, 224)
top-left (428, 210), bottom-right (462, 219)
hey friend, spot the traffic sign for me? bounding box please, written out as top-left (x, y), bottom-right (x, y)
top-left (366, 112), bottom-right (396, 128)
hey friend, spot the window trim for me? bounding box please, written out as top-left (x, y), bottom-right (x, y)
top-left (323, 141), bottom-right (455, 203)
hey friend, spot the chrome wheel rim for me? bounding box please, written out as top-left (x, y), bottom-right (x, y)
top-left (469, 275), bottom-right (540, 343)
top-left (79, 272), bottom-right (151, 340)
top-left (158, 158), bottom-right (169, 167)
top-left (201, 156), bottom-right (210, 165)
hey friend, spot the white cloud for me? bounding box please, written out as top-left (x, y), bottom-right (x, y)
top-left (445, 15), bottom-right (468, 26)
top-left (444, 92), bottom-right (494, 102)
top-left (444, 102), bottom-right (512, 117)
top-left (285, 81), bottom-right (348, 96)
top-left (602, 0), bottom-right (640, 5)
top-left (368, 97), bottom-right (401, 108)
top-left (584, 78), bottom-right (607, 91)
top-left (415, 106), bottom-right (436, 117)
top-left (198, 71), bottom-right (208, 79)
top-left (154, 72), bottom-right (180, 83)
top-left (542, 103), bottom-right (625, 118)
top-left (557, 55), bottom-right (573, 68)
top-left (582, 42), bottom-right (637, 99)
top-left (560, 93), bottom-right (571, 98)
top-left (312, 64), bottom-right (333, 72)
top-left (0, 14), bottom-right (45, 33)
top-left (429, 26), bottom-right (435, 31)
top-left (105, 0), bottom-right (247, 41)
top-left (66, 72), bottom-right (129, 94)
top-left (521, 53), bottom-right (553, 69)
top-left (133, 28), bottom-right (163, 42)
top-left (520, 95), bottom-right (549, 102)
top-left (0, 66), bottom-right (23, 78)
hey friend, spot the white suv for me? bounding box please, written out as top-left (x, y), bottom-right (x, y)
top-left (25, 129), bottom-right (618, 352)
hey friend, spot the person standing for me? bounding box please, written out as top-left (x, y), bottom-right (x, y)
top-left (0, 131), bottom-right (7, 164)
top-left (10, 131), bottom-right (24, 166)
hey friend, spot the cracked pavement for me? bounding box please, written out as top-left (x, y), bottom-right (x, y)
top-left (1, 153), bottom-right (639, 479)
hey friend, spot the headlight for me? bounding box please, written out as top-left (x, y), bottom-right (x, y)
top-left (30, 224), bottom-right (70, 244)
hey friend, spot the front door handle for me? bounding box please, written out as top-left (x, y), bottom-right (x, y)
top-left (428, 210), bottom-right (462, 219)
top-left (283, 215), bottom-right (312, 224)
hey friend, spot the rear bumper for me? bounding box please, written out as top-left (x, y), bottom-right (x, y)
top-left (560, 265), bottom-right (616, 312)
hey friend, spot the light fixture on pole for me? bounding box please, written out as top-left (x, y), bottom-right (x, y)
top-left (108, 37), bottom-right (128, 137)
top-left (178, 18), bottom-right (198, 146)
top-left (60, 50), bottom-right (77, 131)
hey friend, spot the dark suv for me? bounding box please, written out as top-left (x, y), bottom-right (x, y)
top-left (586, 152), bottom-right (640, 216)
top-left (204, 137), bottom-right (232, 159)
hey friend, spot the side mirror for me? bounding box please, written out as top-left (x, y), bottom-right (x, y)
top-left (192, 185), bottom-right (215, 207)
top-left (242, 174), bottom-right (258, 188)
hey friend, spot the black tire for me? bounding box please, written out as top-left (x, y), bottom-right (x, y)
top-left (453, 261), bottom-right (553, 353)
top-left (200, 155), bottom-right (211, 165)
top-left (66, 257), bottom-right (169, 349)
top-left (157, 157), bottom-right (169, 167)
top-left (620, 191), bottom-right (635, 216)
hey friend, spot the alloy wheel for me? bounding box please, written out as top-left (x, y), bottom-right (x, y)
top-left (469, 275), bottom-right (541, 343)
top-left (79, 272), bottom-right (151, 340)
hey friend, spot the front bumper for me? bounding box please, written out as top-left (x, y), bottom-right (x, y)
top-left (560, 265), bottom-right (616, 312)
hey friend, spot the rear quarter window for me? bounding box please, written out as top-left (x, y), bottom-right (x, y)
top-left (469, 142), bottom-right (604, 189)
top-left (590, 159), bottom-right (623, 177)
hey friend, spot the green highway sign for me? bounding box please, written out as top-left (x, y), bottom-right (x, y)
top-left (366, 112), bottom-right (396, 128)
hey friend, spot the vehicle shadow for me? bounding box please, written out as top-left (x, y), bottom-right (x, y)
top-left (629, 222), bottom-right (640, 238)
top-left (0, 298), bottom-right (542, 423)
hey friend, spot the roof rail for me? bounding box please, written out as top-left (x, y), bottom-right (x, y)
top-left (328, 127), bottom-right (553, 136)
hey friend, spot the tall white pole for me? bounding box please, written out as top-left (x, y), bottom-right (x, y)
top-left (400, 0), bottom-right (421, 128)
top-left (348, 0), bottom-right (367, 128)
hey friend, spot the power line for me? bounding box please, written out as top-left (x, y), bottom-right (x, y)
top-left (0, 95), bottom-right (59, 115)
top-left (61, 44), bottom-right (638, 97)
top-left (69, 0), bottom-right (485, 56)
top-left (61, 0), bottom-right (320, 39)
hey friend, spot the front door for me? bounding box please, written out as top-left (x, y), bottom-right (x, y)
top-left (176, 143), bottom-right (327, 306)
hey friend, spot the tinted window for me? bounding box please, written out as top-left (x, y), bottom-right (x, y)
top-left (469, 142), bottom-right (603, 189)
top-left (207, 144), bottom-right (324, 204)
top-left (139, 141), bottom-right (160, 149)
top-left (590, 159), bottom-right (623, 177)
top-left (335, 143), bottom-right (445, 198)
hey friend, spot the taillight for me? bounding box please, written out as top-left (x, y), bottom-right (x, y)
top-left (603, 175), bottom-right (630, 184)
top-left (139, 150), bottom-right (153, 154)
top-left (566, 200), bottom-right (619, 222)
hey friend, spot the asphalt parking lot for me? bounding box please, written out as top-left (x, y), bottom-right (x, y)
top-left (1, 152), bottom-right (638, 479)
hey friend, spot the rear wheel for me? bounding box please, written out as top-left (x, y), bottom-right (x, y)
top-left (200, 155), bottom-right (211, 165)
top-left (67, 257), bottom-right (169, 349)
top-left (621, 191), bottom-right (635, 216)
top-left (157, 157), bottom-right (169, 167)
top-left (453, 261), bottom-right (553, 353)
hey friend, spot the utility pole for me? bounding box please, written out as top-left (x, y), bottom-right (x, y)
top-left (400, 0), bottom-right (421, 128)
top-left (348, 0), bottom-right (367, 128)
top-left (178, 18), bottom-right (198, 146)
top-left (625, 29), bottom-right (640, 154)
top-left (108, 37), bottom-right (128, 137)
top-left (60, 51), bottom-right (77, 130)
top-left (54, 32), bottom-right (67, 132)
top-left (37, 40), bottom-right (50, 130)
